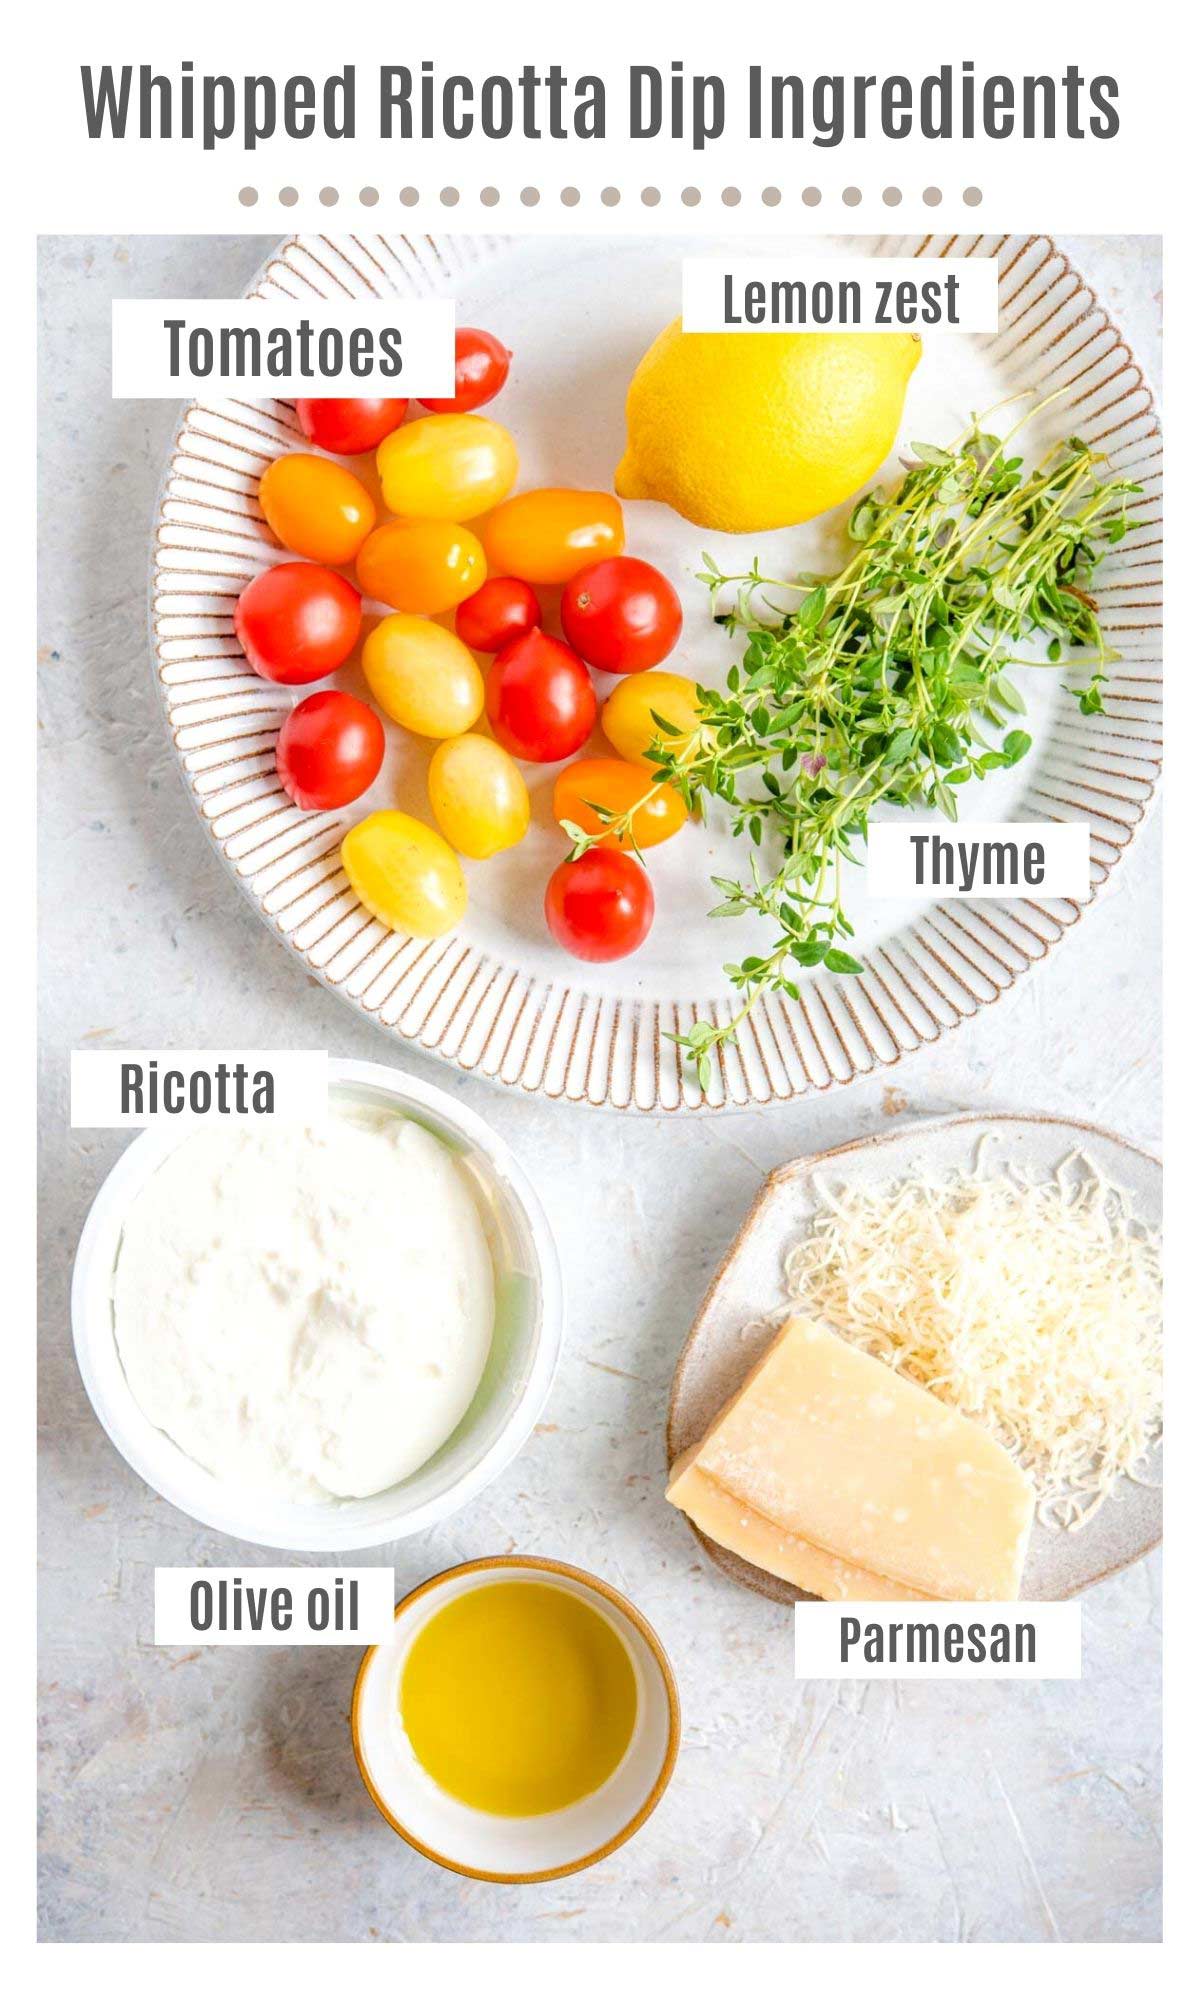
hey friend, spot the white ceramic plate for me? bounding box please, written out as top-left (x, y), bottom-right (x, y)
top-left (151, 234), bottom-right (1162, 1111)
top-left (666, 1112), bottom-right (1162, 1602)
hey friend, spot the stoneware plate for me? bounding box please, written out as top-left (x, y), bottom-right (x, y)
top-left (666, 1112), bottom-right (1162, 1601)
top-left (151, 234), bottom-right (1161, 1111)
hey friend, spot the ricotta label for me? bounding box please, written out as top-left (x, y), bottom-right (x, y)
top-left (70, 1049), bottom-right (329, 1126)
top-left (794, 1602), bottom-right (1082, 1679)
top-left (155, 1568), bottom-right (396, 1646)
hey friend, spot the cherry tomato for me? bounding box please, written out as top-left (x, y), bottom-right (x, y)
top-left (363, 615), bottom-right (484, 739)
top-left (377, 413), bottom-right (518, 521)
top-left (545, 849), bottom-right (654, 963)
top-left (276, 690), bottom-right (384, 811)
top-left (561, 556), bottom-right (682, 676)
top-left (235, 562), bottom-right (362, 685)
top-left (294, 397), bottom-right (408, 455)
top-left (258, 453), bottom-right (375, 565)
top-left (455, 576), bottom-right (540, 653)
top-left (553, 757), bottom-right (686, 851)
top-left (602, 670), bottom-right (704, 767)
top-left (485, 631), bottom-right (597, 764)
top-left (342, 811), bottom-right (466, 938)
top-left (428, 734), bottom-right (530, 859)
top-left (420, 328), bottom-right (512, 414)
top-left (481, 488), bottom-right (625, 586)
top-left (356, 518), bottom-right (486, 615)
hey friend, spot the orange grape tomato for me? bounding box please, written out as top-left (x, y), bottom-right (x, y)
top-left (258, 452), bottom-right (376, 564)
top-left (341, 811), bottom-right (466, 938)
top-left (480, 489), bottom-right (625, 586)
top-left (362, 615), bottom-right (485, 738)
top-left (376, 413), bottom-right (518, 521)
top-left (356, 518), bottom-right (486, 615)
top-left (428, 734), bottom-right (530, 859)
top-left (601, 671), bottom-right (704, 767)
top-left (552, 758), bottom-right (686, 850)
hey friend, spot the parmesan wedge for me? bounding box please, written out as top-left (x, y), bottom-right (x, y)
top-left (667, 1317), bottom-right (1035, 1601)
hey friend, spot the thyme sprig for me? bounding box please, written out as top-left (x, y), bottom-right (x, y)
top-left (561, 410), bottom-right (1143, 1088)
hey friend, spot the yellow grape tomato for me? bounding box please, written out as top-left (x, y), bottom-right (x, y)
top-left (428, 734), bottom-right (531, 859)
top-left (376, 413), bottom-right (518, 521)
top-left (258, 452), bottom-right (376, 565)
top-left (341, 811), bottom-right (467, 937)
top-left (552, 756), bottom-right (686, 850)
top-left (601, 671), bottom-right (704, 767)
top-left (356, 518), bottom-right (486, 615)
top-left (480, 488), bottom-right (625, 585)
top-left (362, 616), bottom-right (485, 738)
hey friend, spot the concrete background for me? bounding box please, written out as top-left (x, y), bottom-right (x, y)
top-left (37, 234), bottom-right (1162, 1944)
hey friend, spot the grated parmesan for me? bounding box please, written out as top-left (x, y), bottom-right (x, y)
top-left (782, 1149), bottom-right (1162, 1530)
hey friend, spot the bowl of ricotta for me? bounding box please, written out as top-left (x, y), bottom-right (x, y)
top-left (71, 1058), bottom-right (561, 1551)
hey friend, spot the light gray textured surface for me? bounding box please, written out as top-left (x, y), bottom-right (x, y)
top-left (37, 234), bottom-right (1162, 1944)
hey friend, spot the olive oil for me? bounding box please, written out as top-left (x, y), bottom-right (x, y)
top-left (400, 1580), bottom-right (638, 1817)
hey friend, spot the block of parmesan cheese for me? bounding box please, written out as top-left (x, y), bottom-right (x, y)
top-left (667, 1317), bottom-right (1035, 1601)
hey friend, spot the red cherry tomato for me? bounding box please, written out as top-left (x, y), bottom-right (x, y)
top-left (276, 691), bottom-right (385, 810)
top-left (294, 398), bottom-right (408, 455)
top-left (544, 849), bottom-right (654, 962)
top-left (560, 556), bottom-right (683, 676)
top-left (235, 562), bottom-right (362, 685)
top-left (485, 631), bottom-right (597, 764)
top-left (455, 576), bottom-right (540, 653)
top-left (421, 328), bottom-right (512, 414)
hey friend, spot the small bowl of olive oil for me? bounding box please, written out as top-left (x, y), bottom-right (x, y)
top-left (351, 1556), bottom-right (680, 1882)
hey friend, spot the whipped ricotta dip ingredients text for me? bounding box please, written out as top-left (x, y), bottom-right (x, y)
top-left (112, 1104), bottom-right (494, 1502)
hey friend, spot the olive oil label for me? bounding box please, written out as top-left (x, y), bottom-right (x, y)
top-left (155, 1568), bottom-right (396, 1646)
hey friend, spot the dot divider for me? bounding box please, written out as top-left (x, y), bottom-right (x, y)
top-left (239, 185), bottom-right (982, 211)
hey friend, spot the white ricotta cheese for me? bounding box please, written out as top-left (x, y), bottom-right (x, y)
top-left (112, 1103), bottom-right (495, 1503)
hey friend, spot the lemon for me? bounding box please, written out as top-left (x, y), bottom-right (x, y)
top-left (615, 323), bottom-right (921, 534)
